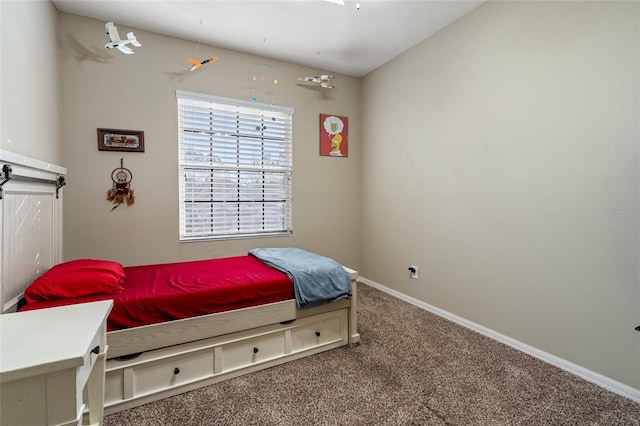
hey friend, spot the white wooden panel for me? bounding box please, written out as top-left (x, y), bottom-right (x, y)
top-left (2, 191), bottom-right (56, 310)
top-left (0, 150), bottom-right (65, 313)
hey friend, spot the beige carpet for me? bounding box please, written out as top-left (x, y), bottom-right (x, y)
top-left (105, 283), bottom-right (640, 425)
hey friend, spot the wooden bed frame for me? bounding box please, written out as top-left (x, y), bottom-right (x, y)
top-left (107, 268), bottom-right (359, 359)
top-left (103, 268), bottom-right (359, 414)
top-left (0, 151), bottom-right (360, 416)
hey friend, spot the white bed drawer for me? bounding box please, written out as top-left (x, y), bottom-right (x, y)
top-left (220, 331), bottom-right (286, 372)
top-left (291, 309), bottom-right (348, 352)
top-left (133, 349), bottom-right (214, 397)
top-left (103, 305), bottom-right (353, 413)
top-left (105, 347), bottom-right (215, 404)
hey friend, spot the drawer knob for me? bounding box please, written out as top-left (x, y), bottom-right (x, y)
top-left (91, 346), bottom-right (100, 355)
top-left (315, 331), bottom-right (321, 337)
top-left (174, 367), bottom-right (180, 375)
top-left (253, 347), bottom-right (259, 354)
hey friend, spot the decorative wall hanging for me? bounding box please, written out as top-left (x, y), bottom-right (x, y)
top-left (298, 74), bottom-right (334, 89)
top-left (106, 158), bottom-right (135, 211)
top-left (320, 114), bottom-right (348, 157)
top-left (187, 20), bottom-right (218, 71)
top-left (189, 56), bottom-right (218, 71)
top-left (98, 128), bottom-right (145, 152)
top-left (104, 22), bottom-right (142, 54)
top-left (250, 39), bottom-right (278, 105)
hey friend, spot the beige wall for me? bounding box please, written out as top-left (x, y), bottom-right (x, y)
top-left (362, 1), bottom-right (640, 390)
top-left (0, 0), bottom-right (60, 163)
top-left (58, 13), bottom-right (361, 269)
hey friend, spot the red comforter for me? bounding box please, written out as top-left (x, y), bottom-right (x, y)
top-left (19, 256), bottom-right (294, 331)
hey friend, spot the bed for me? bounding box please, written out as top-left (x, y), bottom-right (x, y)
top-left (0, 149), bottom-right (360, 414)
top-left (16, 253), bottom-right (359, 415)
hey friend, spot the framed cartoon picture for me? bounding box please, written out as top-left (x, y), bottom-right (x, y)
top-left (98, 128), bottom-right (145, 152)
top-left (320, 114), bottom-right (348, 157)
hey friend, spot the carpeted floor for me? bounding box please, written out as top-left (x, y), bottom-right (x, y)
top-left (105, 283), bottom-right (640, 425)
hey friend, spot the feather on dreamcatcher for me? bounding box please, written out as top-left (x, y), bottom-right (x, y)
top-left (106, 158), bottom-right (135, 211)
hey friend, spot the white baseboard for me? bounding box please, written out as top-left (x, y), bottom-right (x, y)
top-left (358, 277), bottom-right (640, 404)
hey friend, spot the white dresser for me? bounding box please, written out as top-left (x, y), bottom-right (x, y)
top-left (0, 300), bottom-right (113, 426)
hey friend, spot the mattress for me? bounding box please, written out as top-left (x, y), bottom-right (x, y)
top-left (19, 256), bottom-right (294, 331)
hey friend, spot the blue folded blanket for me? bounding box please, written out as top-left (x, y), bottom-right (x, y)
top-left (249, 247), bottom-right (352, 309)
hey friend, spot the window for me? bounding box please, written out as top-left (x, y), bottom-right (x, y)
top-left (177, 90), bottom-right (294, 241)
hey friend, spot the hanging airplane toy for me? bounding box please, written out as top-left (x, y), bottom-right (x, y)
top-left (188, 56), bottom-right (218, 71)
top-left (105, 22), bottom-right (141, 54)
top-left (298, 75), bottom-right (335, 89)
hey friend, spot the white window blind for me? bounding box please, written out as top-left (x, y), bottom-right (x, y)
top-left (177, 90), bottom-right (294, 240)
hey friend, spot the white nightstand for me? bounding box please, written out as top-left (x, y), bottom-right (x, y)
top-left (1, 300), bottom-right (113, 426)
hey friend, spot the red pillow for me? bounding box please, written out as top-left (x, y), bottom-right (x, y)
top-left (24, 259), bottom-right (126, 303)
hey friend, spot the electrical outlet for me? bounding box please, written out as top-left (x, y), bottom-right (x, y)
top-left (408, 265), bottom-right (419, 279)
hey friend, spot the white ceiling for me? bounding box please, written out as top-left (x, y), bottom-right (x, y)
top-left (52, 0), bottom-right (484, 77)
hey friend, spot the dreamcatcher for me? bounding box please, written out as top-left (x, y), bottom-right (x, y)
top-left (106, 158), bottom-right (135, 211)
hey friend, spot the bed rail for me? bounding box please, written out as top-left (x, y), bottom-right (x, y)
top-left (0, 164), bottom-right (66, 200)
